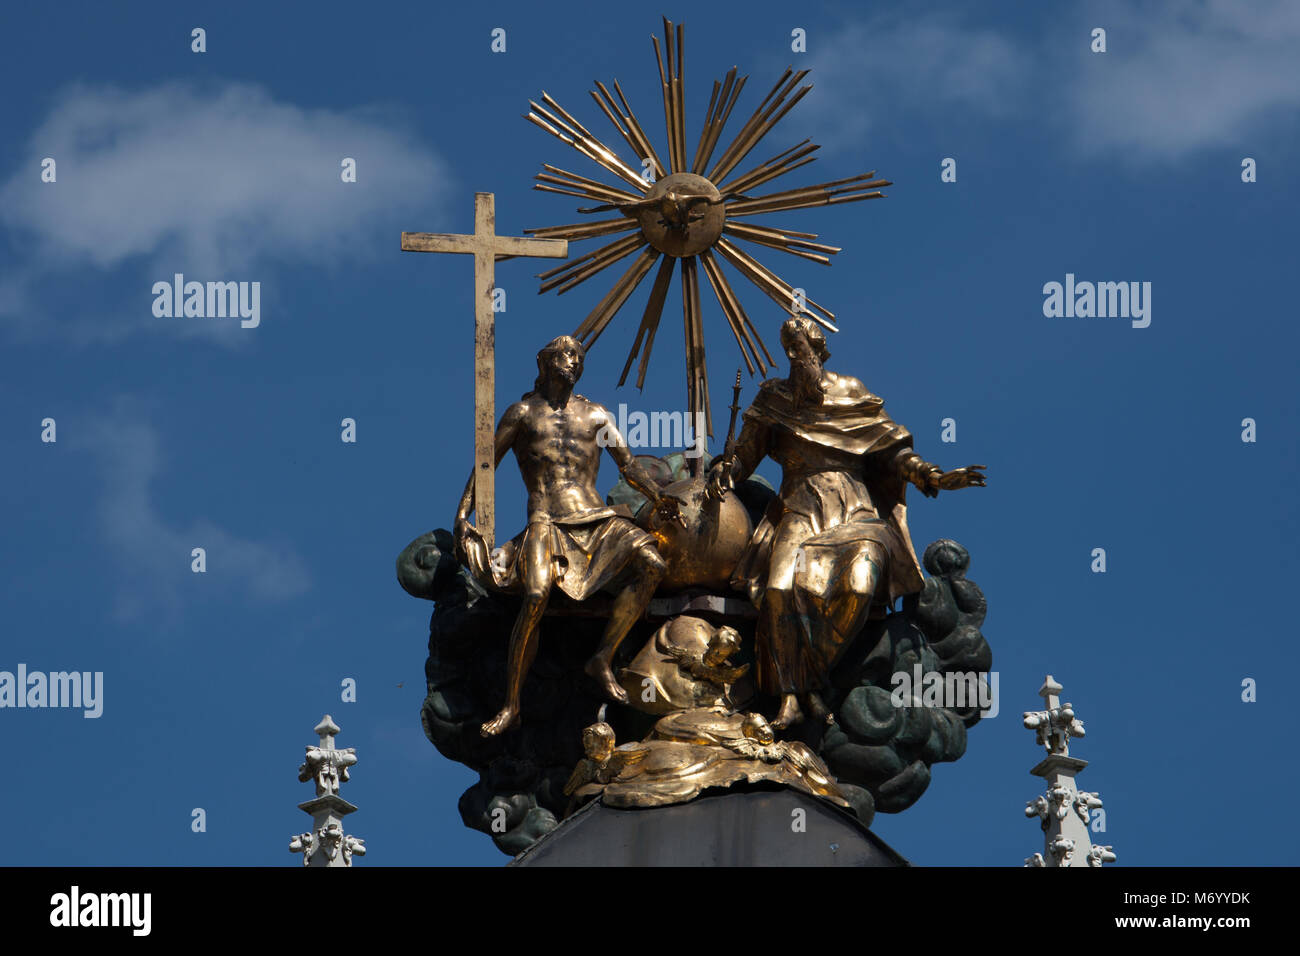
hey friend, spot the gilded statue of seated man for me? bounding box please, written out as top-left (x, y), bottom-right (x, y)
top-left (455, 335), bottom-right (682, 737)
top-left (707, 316), bottom-right (986, 729)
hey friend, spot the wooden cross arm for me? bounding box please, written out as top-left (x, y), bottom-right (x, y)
top-left (400, 232), bottom-right (569, 258)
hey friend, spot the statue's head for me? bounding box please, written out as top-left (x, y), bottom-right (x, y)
top-left (742, 712), bottom-right (775, 746)
top-left (581, 721), bottom-right (616, 761)
top-left (534, 335), bottom-right (585, 391)
top-left (704, 626), bottom-right (742, 666)
top-left (779, 315), bottom-right (830, 364)
top-left (780, 316), bottom-right (829, 404)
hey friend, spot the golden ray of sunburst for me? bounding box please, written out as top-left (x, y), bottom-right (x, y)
top-left (523, 16), bottom-right (890, 437)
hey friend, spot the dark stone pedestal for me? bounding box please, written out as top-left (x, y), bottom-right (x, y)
top-left (510, 787), bottom-right (909, 867)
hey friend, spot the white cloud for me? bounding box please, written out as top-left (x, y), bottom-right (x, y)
top-left (75, 403), bottom-right (310, 621)
top-left (801, 12), bottom-right (1026, 143)
top-left (1067, 0), bottom-right (1300, 158)
top-left (0, 81), bottom-right (446, 341)
top-left (797, 2), bottom-right (1300, 163)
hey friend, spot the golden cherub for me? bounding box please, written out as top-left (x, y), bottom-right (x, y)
top-left (562, 714), bottom-right (650, 798)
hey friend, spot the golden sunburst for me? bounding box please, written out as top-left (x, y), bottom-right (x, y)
top-left (523, 16), bottom-right (890, 434)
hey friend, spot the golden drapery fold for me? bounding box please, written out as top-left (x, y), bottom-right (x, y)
top-left (731, 378), bottom-right (927, 696)
top-left (462, 504), bottom-right (657, 601)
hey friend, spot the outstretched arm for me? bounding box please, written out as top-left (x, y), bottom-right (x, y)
top-left (611, 447), bottom-right (668, 506)
top-left (601, 410), bottom-right (684, 526)
top-left (893, 447), bottom-right (987, 498)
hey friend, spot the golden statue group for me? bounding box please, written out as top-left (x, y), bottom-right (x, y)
top-left (441, 317), bottom-right (983, 814)
top-left (460, 321), bottom-right (982, 738)
top-left (397, 18), bottom-right (993, 855)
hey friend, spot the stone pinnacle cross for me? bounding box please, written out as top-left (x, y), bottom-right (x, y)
top-left (289, 714), bottom-right (366, 867)
top-left (1022, 676), bottom-right (1116, 868)
top-left (401, 193), bottom-right (569, 549)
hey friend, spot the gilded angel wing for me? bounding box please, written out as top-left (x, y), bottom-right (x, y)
top-left (708, 663), bottom-right (750, 683)
top-left (563, 758), bottom-right (598, 796)
top-left (664, 644), bottom-right (693, 664)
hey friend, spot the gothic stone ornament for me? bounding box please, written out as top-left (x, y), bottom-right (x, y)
top-left (288, 832), bottom-right (314, 867)
top-left (1088, 845), bottom-right (1118, 867)
top-left (1024, 705), bottom-right (1085, 752)
top-left (299, 742), bottom-right (356, 797)
top-left (1074, 790), bottom-right (1104, 824)
top-left (1021, 677), bottom-right (1117, 868)
top-left (289, 716), bottom-right (365, 868)
top-left (311, 823), bottom-right (368, 865)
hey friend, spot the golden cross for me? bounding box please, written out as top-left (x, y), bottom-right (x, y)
top-left (402, 192), bottom-right (568, 549)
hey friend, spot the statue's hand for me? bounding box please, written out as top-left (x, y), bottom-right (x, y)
top-left (705, 458), bottom-right (735, 501)
top-left (933, 464), bottom-right (987, 492)
top-left (653, 493), bottom-right (687, 529)
top-left (453, 517), bottom-right (479, 561)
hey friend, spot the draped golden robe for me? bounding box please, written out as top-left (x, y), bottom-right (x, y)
top-left (463, 504), bottom-right (656, 601)
top-left (730, 376), bottom-right (925, 695)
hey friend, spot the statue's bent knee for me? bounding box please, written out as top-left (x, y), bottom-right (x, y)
top-left (522, 585), bottom-right (551, 604)
top-left (641, 547), bottom-right (668, 578)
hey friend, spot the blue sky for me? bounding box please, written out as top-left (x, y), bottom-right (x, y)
top-left (1, 0), bottom-right (1296, 866)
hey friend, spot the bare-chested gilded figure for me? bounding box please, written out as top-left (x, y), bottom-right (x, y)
top-left (456, 335), bottom-right (682, 737)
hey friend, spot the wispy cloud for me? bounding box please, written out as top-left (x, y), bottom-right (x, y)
top-left (74, 401), bottom-right (310, 622)
top-left (0, 81), bottom-right (446, 342)
top-left (801, 11), bottom-right (1027, 143)
top-left (1067, 0), bottom-right (1300, 159)
top-left (799, 1), bottom-right (1300, 162)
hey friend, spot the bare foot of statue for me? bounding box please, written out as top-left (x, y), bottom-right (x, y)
top-left (480, 705), bottom-right (520, 737)
top-left (771, 693), bottom-right (804, 730)
top-left (584, 656), bottom-right (630, 704)
top-left (805, 692), bottom-right (835, 726)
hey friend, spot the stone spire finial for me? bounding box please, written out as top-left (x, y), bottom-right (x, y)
top-left (1021, 677), bottom-right (1115, 868)
top-left (1022, 675), bottom-right (1086, 756)
top-left (289, 715), bottom-right (366, 867)
top-left (315, 714), bottom-right (341, 745)
top-left (299, 713), bottom-right (358, 798)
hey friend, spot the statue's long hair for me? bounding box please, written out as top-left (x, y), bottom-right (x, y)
top-left (779, 315), bottom-right (830, 362)
top-left (529, 335), bottom-right (586, 395)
